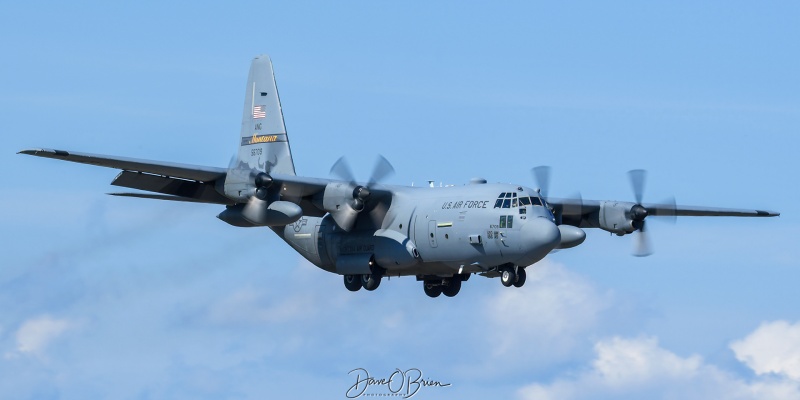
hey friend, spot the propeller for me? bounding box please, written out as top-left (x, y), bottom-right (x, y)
top-left (241, 171), bottom-right (275, 223)
top-left (328, 155), bottom-right (395, 231)
top-left (532, 166), bottom-right (551, 199)
top-left (627, 169), bottom-right (676, 257)
top-left (561, 191), bottom-right (584, 225)
top-left (226, 155), bottom-right (277, 225)
top-left (532, 166), bottom-right (584, 225)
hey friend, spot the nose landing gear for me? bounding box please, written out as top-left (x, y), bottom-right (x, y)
top-left (513, 268), bottom-right (527, 287)
top-left (500, 266), bottom-right (527, 288)
top-left (500, 267), bottom-right (516, 287)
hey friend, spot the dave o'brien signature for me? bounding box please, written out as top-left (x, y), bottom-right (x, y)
top-left (346, 368), bottom-right (451, 399)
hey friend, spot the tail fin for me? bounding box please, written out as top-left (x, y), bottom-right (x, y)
top-left (235, 55), bottom-right (296, 176)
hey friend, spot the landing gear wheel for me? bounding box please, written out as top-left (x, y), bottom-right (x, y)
top-left (513, 268), bottom-right (527, 288)
top-left (343, 274), bottom-right (362, 292)
top-left (500, 267), bottom-right (517, 287)
top-left (423, 281), bottom-right (442, 298)
top-left (361, 273), bottom-right (381, 291)
top-left (442, 278), bottom-right (462, 297)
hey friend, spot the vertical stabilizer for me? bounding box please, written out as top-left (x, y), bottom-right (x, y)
top-left (225, 55), bottom-right (296, 201)
top-left (236, 55), bottom-right (295, 176)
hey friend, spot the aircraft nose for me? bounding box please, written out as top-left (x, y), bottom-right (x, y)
top-left (516, 217), bottom-right (561, 266)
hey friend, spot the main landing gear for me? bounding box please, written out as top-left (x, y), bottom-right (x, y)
top-left (422, 274), bottom-right (468, 298)
top-left (499, 266), bottom-right (526, 288)
top-left (343, 270), bottom-right (383, 292)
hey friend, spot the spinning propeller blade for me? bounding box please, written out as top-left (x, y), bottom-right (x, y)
top-left (328, 155), bottom-right (395, 231)
top-left (532, 166), bottom-right (551, 199)
top-left (628, 169), bottom-right (646, 205)
top-left (368, 155), bottom-right (395, 187)
top-left (633, 219), bottom-right (653, 257)
top-left (626, 169), bottom-right (676, 257)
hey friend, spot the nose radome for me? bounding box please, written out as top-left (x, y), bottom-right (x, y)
top-left (517, 217), bottom-right (561, 266)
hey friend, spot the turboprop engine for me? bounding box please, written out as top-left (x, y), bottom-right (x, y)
top-left (217, 168), bottom-right (302, 227)
top-left (597, 201), bottom-right (641, 235)
top-left (313, 181), bottom-right (369, 232)
top-left (314, 155), bottom-right (395, 232)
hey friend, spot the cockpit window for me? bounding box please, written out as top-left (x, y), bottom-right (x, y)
top-left (530, 196), bottom-right (542, 206)
top-left (519, 197), bottom-right (531, 206)
top-left (495, 192), bottom-right (519, 208)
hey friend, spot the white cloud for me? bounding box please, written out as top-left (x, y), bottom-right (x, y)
top-left (731, 320), bottom-right (800, 381)
top-left (14, 315), bottom-right (72, 358)
top-left (592, 336), bottom-right (703, 387)
top-left (517, 334), bottom-right (800, 400)
top-left (483, 261), bottom-right (614, 364)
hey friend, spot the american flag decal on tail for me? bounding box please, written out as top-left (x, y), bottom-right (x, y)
top-left (253, 105), bottom-right (266, 119)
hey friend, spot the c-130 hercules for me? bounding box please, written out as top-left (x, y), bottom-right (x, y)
top-left (19, 55), bottom-right (779, 298)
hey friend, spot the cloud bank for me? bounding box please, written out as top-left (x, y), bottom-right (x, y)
top-left (518, 334), bottom-right (800, 400)
top-left (3, 242), bottom-right (799, 400)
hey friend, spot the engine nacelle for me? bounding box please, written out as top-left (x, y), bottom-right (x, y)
top-left (217, 200), bottom-right (302, 227)
top-left (313, 182), bottom-right (361, 231)
top-left (598, 201), bottom-right (637, 235)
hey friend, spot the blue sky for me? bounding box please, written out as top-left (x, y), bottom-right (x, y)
top-left (2, 1), bottom-right (799, 399)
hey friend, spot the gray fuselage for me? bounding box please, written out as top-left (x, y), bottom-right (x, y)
top-left (278, 182), bottom-right (561, 278)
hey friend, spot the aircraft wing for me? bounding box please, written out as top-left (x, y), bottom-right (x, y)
top-left (18, 148), bottom-right (227, 181)
top-left (641, 203), bottom-right (779, 217)
top-left (18, 148), bottom-right (334, 207)
top-left (549, 197), bottom-right (779, 228)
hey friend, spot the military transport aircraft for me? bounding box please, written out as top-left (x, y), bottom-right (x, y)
top-left (19, 55), bottom-right (779, 298)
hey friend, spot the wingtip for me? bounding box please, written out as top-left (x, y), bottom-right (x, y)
top-left (17, 148), bottom-right (70, 157)
top-left (757, 210), bottom-right (780, 217)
